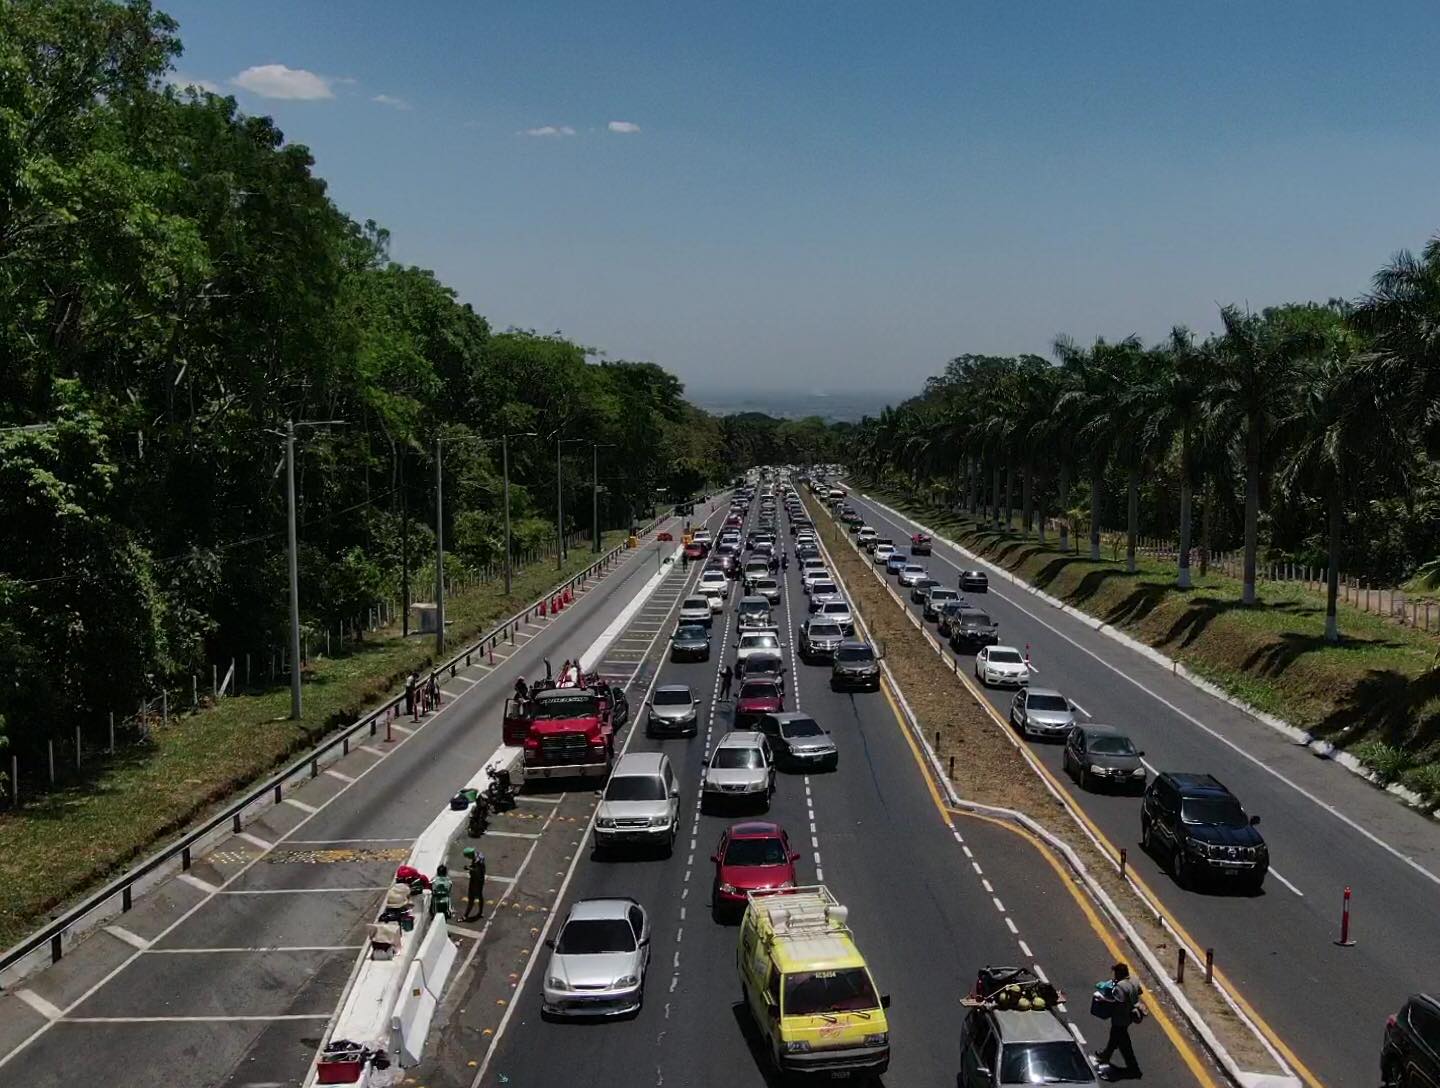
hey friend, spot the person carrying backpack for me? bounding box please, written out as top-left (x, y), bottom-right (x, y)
top-left (1093, 961), bottom-right (1144, 1079)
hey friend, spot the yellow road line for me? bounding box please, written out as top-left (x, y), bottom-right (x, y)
top-left (878, 676), bottom-right (1218, 1087)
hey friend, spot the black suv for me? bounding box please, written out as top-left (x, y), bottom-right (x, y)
top-left (1141, 773), bottom-right (1267, 892)
top-left (798, 618), bottom-right (846, 663)
top-left (948, 609), bottom-right (1000, 651)
top-left (831, 639), bottom-right (881, 691)
top-left (1382, 993), bottom-right (1440, 1088)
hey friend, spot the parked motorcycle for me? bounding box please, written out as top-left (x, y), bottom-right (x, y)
top-left (467, 792), bottom-right (490, 837)
top-left (483, 763), bottom-right (518, 811)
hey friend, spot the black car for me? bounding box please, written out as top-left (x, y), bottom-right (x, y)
top-left (1382, 993), bottom-right (1440, 1088)
top-left (798, 618), bottom-right (846, 663)
top-left (909, 576), bottom-right (940, 604)
top-left (1141, 773), bottom-right (1267, 892)
top-left (948, 609), bottom-right (999, 651)
top-left (831, 640), bottom-right (881, 691)
top-left (1063, 724), bottom-right (1146, 791)
top-left (670, 624), bottom-right (711, 662)
top-left (959, 569), bottom-right (989, 592)
top-left (934, 599), bottom-right (970, 638)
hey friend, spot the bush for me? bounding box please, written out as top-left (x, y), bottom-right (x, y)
top-left (1350, 740), bottom-right (1412, 784)
top-left (1399, 763), bottom-right (1440, 806)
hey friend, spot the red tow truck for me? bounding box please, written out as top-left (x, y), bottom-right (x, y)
top-left (910, 531), bottom-right (932, 555)
top-left (503, 676), bottom-right (630, 781)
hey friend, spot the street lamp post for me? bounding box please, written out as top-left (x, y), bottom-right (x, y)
top-left (592, 443), bottom-right (616, 553)
top-left (285, 420), bottom-right (302, 720)
top-left (556, 434), bottom-right (564, 571)
top-left (434, 436), bottom-right (445, 653)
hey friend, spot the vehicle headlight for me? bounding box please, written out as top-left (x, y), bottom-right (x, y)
top-left (596, 817), bottom-right (616, 828)
top-left (863, 1032), bottom-right (889, 1047)
top-left (614, 974), bottom-right (640, 988)
top-left (547, 976), bottom-right (567, 990)
top-left (1131, 767), bottom-right (1146, 776)
top-left (784, 1041), bottom-right (812, 1053)
top-left (650, 815), bottom-right (670, 827)
top-left (719, 882), bottom-right (740, 894)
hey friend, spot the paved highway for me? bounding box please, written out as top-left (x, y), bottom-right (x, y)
top-left (421, 488), bottom-right (1217, 1088)
top-left (0, 512), bottom-right (716, 1088)
top-left (838, 487), bottom-right (1440, 1088)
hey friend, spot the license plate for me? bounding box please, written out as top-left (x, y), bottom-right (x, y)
top-left (829, 1073), bottom-right (852, 1080)
top-left (1222, 866), bottom-right (1241, 875)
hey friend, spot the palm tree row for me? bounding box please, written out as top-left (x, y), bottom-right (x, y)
top-left (851, 236), bottom-right (1440, 642)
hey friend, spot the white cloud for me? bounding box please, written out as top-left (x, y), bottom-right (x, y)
top-left (521, 125), bottom-right (576, 137)
top-left (167, 72), bottom-right (222, 94)
top-left (231, 64), bottom-right (335, 100)
top-left (372, 94), bottom-right (411, 110)
top-left (607, 120), bottom-right (641, 134)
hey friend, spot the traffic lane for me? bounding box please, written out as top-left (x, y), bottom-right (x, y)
top-left (838, 495), bottom-right (1408, 1086)
top-left (845, 490), bottom-right (1440, 887)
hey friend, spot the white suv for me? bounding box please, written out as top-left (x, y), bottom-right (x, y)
top-left (595, 752), bottom-right (680, 855)
top-left (698, 569), bottom-right (730, 610)
top-left (701, 731), bottom-right (775, 810)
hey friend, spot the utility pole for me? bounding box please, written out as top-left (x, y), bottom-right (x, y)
top-left (503, 432), bottom-right (514, 594)
top-left (400, 451), bottom-right (410, 636)
top-left (556, 434), bottom-right (564, 571)
top-left (592, 443), bottom-right (600, 553)
top-left (285, 420), bottom-right (302, 720)
top-left (435, 436), bottom-right (445, 653)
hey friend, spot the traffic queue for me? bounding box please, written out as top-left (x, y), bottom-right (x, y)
top-left (538, 469), bottom-right (896, 1080)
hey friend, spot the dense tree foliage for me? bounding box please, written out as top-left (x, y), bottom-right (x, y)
top-left (850, 257), bottom-right (1440, 643)
top-left (0, 0), bottom-right (807, 767)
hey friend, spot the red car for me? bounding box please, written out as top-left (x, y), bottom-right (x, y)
top-left (910, 531), bottom-right (932, 555)
top-left (725, 513), bottom-right (743, 529)
top-left (710, 821), bottom-right (799, 919)
top-left (658, 530), bottom-right (674, 541)
top-left (734, 678), bottom-right (783, 727)
top-left (684, 541), bottom-right (705, 560)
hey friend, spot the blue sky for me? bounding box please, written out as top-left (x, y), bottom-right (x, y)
top-left (164, 1), bottom-right (1440, 398)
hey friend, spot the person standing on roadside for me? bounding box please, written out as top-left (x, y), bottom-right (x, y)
top-left (719, 663), bottom-right (733, 700)
top-left (1094, 961), bottom-right (1143, 1079)
top-left (463, 847), bottom-right (487, 921)
top-left (405, 671), bottom-right (418, 717)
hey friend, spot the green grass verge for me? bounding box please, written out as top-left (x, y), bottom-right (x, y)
top-left (0, 534), bottom-right (627, 950)
top-left (858, 483), bottom-right (1440, 808)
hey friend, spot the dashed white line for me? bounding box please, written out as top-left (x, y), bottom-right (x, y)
top-left (1004, 917), bottom-right (1018, 935)
top-left (1018, 939), bottom-right (1033, 958)
top-left (992, 896), bottom-right (1006, 912)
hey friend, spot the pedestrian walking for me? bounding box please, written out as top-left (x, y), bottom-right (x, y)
top-left (405, 671), bottom-right (418, 718)
top-left (463, 847), bottom-right (487, 921)
top-left (431, 864), bottom-right (454, 919)
top-left (427, 673), bottom-right (440, 710)
top-left (720, 663), bottom-right (733, 700)
top-left (1093, 961), bottom-right (1144, 1079)
top-left (781, 552), bottom-right (788, 573)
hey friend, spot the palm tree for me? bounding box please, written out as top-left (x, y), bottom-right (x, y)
top-left (1143, 327), bottom-right (1213, 587)
top-left (1275, 332), bottom-right (1410, 641)
top-left (1354, 235), bottom-right (1440, 454)
top-left (1110, 344), bottom-right (1166, 573)
top-left (1208, 305), bottom-right (1321, 604)
top-left (1057, 335), bottom-right (1139, 561)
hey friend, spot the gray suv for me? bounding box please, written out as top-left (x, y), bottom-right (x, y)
top-left (831, 639), bottom-right (881, 691)
top-left (958, 1006), bottom-right (1098, 1086)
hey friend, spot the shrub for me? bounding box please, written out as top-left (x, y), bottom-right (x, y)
top-left (1350, 740), bottom-right (1411, 784)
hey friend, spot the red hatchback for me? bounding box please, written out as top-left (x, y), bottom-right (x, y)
top-left (734, 678), bottom-right (783, 727)
top-left (711, 821), bottom-right (799, 919)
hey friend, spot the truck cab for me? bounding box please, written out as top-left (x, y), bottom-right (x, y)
top-left (737, 885), bottom-right (890, 1078)
top-left (506, 684), bottom-right (615, 781)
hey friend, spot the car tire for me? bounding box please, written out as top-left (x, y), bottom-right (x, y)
top-left (1172, 847), bottom-right (1190, 889)
top-left (1140, 819), bottom-right (1153, 853)
top-left (1081, 767), bottom-right (1094, 792)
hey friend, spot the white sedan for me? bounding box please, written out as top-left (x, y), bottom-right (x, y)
top-left (872, 544), bottom-right (895, 565)
top-left (975, 645), bottom-right (1030, 688)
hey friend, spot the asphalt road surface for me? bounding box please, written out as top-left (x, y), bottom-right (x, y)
top-left (425, 492), bottom-right (1217, 1088)
top-left (837, 487), bottom-right (1440, 1088)
top-left (0, 508), bottom-right (722, 1088)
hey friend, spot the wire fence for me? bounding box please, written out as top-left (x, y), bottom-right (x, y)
top-left (1, 528), bottom-right (597, 809)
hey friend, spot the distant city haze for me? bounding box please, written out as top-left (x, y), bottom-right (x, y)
top-left (164, 0), bottom-right (1440, 396)
top-left (688, 389), bottom-right (890, 423)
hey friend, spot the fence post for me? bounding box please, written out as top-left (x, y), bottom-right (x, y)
top-left (246, 653), bottom-right (251, 689)
top-left (192, 675), bottom-right (198, 708)
top-left (48, 739), bottom-right (55, 785)
top-left (212, 664), bottom-right (217, 698)
top-left (75, 725), bottom-right (81, 770)
top-left (10, 755), bottom-right (16, 807)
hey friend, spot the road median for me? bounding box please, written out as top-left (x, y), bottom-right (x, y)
top-left (805, 491), bottom-right (1305, 1088)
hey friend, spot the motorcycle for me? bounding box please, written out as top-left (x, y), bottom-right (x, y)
top-left (483, 763), bottom-right (518, 811)
top-left (467, 792), bottom-right (491, 837)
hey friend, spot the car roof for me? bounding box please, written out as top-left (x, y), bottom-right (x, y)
top-left (683, 595), bottom-right (709, 604)
top-left (1025, 687), bottom-right (1065, 700)
top-left (903, 563), bottom-right (926, 569)
top-left (837, 639), bottom-right (871, 650)
top-left (765, 712), bottom-right (816, 725)
top-left (989, 644), bottom-right (1021, 654)
top-left (613, 751), bottom-right (667, 777)
top-left (655, 684), bottom-right (693, 696)
top-left (1078, 723), bottom-right (1124, 738)
top-left (717, 730), bottom-right (765, 748)
top-left (989, 1008), bottom-right (1076, 1044)
top-left (1163, 772), bottom-right (1232, 797)
top-left (728, 820), bottom-right (783, 839)
top-left (569, 896), bottom-right (640, 921)
top-left (740, 595), bottom-right (769, 604)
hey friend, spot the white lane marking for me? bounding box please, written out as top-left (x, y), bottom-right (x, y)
top-left (286, 837), bottom-right (414, 844)
top-left (1033, 964), bottom-right (1049, 982)
top-left (281, 797), bottom-right (318, 814)
top-left (448, 674), bottom-right (478, 686)
top-left (981, 879), bottom-right (994, 893)
top-left (15, 990), bottom-right (63, 1021)
top-left (1268, 866), bottom-right (1305, 897)
top-left (854, 494), bottom-right (1440, 889)
top-left (480, 830), bottom-right (541, 840)
top-left (1005, 917), bottom-right (1018, 935)
top-left (218, 886), bottom-right (391, 895)
top-left (237, 832), bottom-right (274, 850)
top-left (1070, 700), bottom-right (1093, 719)
top-left (63, 1014), bottom-right (333, 1023)
top-left (962, 846), bottom-right (974, 859)
top-left (387, 722), bottom-right (414, 735)
top-left (1018, 939), bottom-right (1033, 958)
top-left (103, 925), bottom-right (150, 950)
top-left (324, 769), bottom-right (355, 784)
top-left (177, 873), bottom-right (219, 894)
top-left (515, 795), bottom-right (562, 805)
top-left (992, 897), bottom-right (1006, 912)
top-left (359, 745), bottom-right (388, 758)
top-left (441, 688), bottom-right (465, 700)
top-left (972, 862), bottom-right (983, 875)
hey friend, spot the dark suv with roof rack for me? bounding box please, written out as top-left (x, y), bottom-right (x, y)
top-left (1141, 773), bottom-right (1267, 892)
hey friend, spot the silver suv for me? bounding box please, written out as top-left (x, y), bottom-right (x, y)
top-left (594, 752), bottom-right (680, 855)
top-left (701, 731), bottom-right (775, 810)
top-left (958, 1006), bottom-right (1098, 1086)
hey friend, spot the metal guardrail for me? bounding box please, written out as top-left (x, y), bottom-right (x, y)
top-left (0, 521), bottom-right (668, 976)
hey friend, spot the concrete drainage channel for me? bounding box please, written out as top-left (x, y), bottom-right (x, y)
top-left (806, 492), bottom-right (1303, 1088)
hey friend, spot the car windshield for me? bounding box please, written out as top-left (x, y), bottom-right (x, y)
top-left (713, 747), bottom-right (764, 769)
top-left (605, 776), bottom-right (666, 802)
top-left (989, 650), bottom-right (1023, 664)
top-left (904, 566), bottom-right (925, 575)
top-left (743, 635), bottom-right (779, 649)
top-left (533, 692), bottom-right (599, 719)
top-left (813, 583), bottom-right (838, 595)
top-left (998, 1041), bottom-right (1095, 1084)
top-left (557, 918), bottom-right (636, 955)
top-left (739, 681), bottom-right (779, 700)
top-left (809, 623), bottom-right (842, 638)
top-left (821, 604), bottom-right (849, 616)
top-left (723, 837), bottom-right (787, 866)
top-left (683, 598), bottom-right (708, 610)
top-left (962, 612), bottom-right (992, 625)
top-left (835, 646), bottom-right (873, 663)
top-left (675, 625), bottom-right (706, 640)
top-left (931, 589), bottom-right (956, 600)
top-left (653, 689), bottom-right (692, 705)
top-left (1027, 694), bottom-right (1069, 712)
top-left (1182, 797), bottom-right (1250, 827)
top-left (1089, 735), bottom-right (1137, 756)
top-left (784, 969), bottom-right (880, 1016)
top-left (781, 719), bottom-right (825, 738)
top-left (755, 579), bottom-right (778, 591)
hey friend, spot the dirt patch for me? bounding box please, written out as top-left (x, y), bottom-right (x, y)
top-left (806, 494), bottom-right (1284, 1080)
